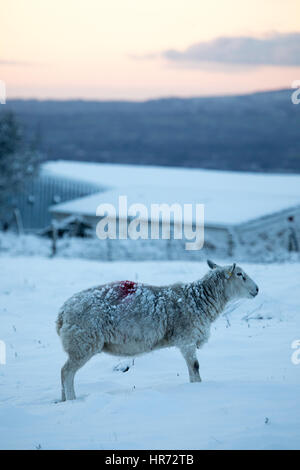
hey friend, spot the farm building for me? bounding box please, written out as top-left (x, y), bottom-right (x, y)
top-left (45, 160), bottom-right (300, 261)
top-left (5, 170), bottom-right (103, 232)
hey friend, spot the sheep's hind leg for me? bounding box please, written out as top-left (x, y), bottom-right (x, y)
top-left (61, 354), bottom-right (92, 401)
top-left (180, 345), bottom-right (201, 383)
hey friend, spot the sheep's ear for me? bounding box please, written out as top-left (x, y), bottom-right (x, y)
top-left (225, 262), bottom-right (236, 279)
top-left (207, 259), bottom-right (219, 269)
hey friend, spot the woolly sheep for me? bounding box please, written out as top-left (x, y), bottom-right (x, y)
top-left (56, 260), bottom-right (259, 401)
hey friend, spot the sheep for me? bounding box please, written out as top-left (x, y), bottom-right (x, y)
top-left (56, 260), bottom-right (259, 401)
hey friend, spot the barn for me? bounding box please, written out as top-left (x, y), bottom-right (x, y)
top-left (6, 169), bottom-right (103, 232)
top-left (45, 161), bottom-right (300, 261)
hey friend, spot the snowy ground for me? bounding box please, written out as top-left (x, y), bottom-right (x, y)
top-left (0, 256), bottom-right (300, 450)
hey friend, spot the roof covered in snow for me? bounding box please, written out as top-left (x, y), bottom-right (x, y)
top-left (45, 161), bottom-right (300, 226)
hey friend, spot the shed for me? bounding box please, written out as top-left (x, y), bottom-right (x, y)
top-left (47, 161), bottom-right (300, 260)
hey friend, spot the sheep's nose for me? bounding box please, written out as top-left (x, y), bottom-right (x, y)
top-left (256, 286), bottom-right (259, 294)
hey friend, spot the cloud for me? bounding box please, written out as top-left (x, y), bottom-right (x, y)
top-left (0, 60), bottom-right (35, 66)
top-left (129, 53), bottom-right (158, 61)
top-left (162, 33), bottom-right (300, 67)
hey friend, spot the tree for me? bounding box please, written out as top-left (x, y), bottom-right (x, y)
top-left (0, 110), bottom-right (40, 227)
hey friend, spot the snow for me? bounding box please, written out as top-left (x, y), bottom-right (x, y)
top-left (44, 160), bottom-right (300, 195)
top-left (50, 186), bottom-right (300, 226)
top-left (45, 161), bottom-right (300, 226)
top-left (1, 255), bottom-right (300, 449)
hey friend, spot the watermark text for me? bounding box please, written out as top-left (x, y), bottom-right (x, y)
top-left (0, 340), bottom-right (6, 365)
top-left (291, 339), bottom-right (300, 365)
top-left (0, 81), bottom-right (6, 104)
top-left (96, 196), bottom-right (205, 250)
top-left (291, 80), bottom-right (300, 105)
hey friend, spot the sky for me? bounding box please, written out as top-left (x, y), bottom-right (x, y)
top-left (1, 0), bottom-right (300, 100)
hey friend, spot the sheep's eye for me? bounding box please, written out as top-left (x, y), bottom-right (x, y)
top-left (237, 273), bottom-right (242, 276)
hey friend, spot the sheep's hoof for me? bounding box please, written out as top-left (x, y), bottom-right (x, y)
top-left (53, 398), bottom-right (65, 404)
top-left (113, 359), bottom-right (134, 373)
top-left (190, 377), bottom-right (202, 383)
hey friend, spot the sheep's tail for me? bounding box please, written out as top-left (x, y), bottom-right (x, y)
top-left (56, 308), bottom-right (64, 336)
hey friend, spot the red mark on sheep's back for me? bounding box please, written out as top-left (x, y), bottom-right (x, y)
top-left (119, 280), bottom-right (138, 298)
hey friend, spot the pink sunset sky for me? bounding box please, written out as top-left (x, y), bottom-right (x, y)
top-left (1, 0), bottom-right (300, 100)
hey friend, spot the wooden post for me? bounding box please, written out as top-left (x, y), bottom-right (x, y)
top-left (51, 222), bottom-right (57, 257)
top-left (13, 208), bottom-right (24, 235)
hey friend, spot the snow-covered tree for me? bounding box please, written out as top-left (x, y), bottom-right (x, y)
top-left (0, 110), bottom-right (40, 227)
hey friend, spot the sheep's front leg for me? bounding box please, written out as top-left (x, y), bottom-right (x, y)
top-left (180, 345), bottom-right (201, 383)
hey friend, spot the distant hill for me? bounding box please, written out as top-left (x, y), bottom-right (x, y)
top-left (3, 88), bottom-right (300, 173)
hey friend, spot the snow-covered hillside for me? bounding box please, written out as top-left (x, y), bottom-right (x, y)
top-left (1, 256), bottom-right (300, 449)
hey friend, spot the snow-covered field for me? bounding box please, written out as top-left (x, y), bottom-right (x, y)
top-left (1, 256), bottom-right (300, 450)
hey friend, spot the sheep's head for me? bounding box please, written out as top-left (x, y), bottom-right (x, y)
top-left (207, 259), bottom-right (259, 300)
